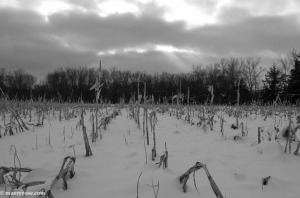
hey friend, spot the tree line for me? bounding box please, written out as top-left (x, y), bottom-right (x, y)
top-left (0, 51), bottom-right (300, 105)
top-left (263, 50), bottom-right (300, 104)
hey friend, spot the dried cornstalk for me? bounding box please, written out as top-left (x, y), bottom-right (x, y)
top-left (284, 112), bottom-right (292, 153)
top-left (258, 127), bottom-right (262, 144)
top-left (146, 108), bottom-right (149, 145)
top-left (80, 110), bottom-right (92, 157)
top-left (136, 172), bottom-right (143, 198)
top-left (157, 142), bottom-right (168, 169)
top-left (150, 111), bottom-right (157, 160)
top-left (179, 162), bottom-right (202, 193)
top-left (51, 156), bottom-right (76, 190)
top-left (179, 162), bottom-right (224, 198)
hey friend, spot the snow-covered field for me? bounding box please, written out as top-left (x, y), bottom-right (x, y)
top-left (1, 105), bottom-right (300, 198)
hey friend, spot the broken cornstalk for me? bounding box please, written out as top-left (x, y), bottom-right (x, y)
top-left (80, 110), bottom-right (92, 157)
top-left (157, 142), bottom-right (168, 169)
top-left (179, 162), bottom-right (224, 198)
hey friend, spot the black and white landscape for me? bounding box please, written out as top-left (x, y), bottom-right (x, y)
top-left (0, 1), bottom-right (300, 198)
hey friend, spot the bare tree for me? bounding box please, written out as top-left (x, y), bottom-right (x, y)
top-left (224, 58), bottom-right (243, 105)
top-left (241, 57), bottom-right (264, 93)
top-left (278, 49), bottom-right (299, 85)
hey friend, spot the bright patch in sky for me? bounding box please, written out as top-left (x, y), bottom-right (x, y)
top-left (123, 47), bottom-right (147, 53)
top-left (98, 48), bottom-right (147, 56)
top-left (96, 44), bottom-right (199, 71)
top-left (155, 45), bottom-right (196, 54)
top-left (97, 44), bottom-right (197, 56)
top-left (34, 1), bottom-right (71, 21)
top-left (98, 49), bottom-right (118, 56)
top-left (97, 0), bottom-right (140, 17)
top-left (159, 0), bottom-right (217, 27)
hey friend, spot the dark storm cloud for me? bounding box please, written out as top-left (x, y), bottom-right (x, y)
top-left (192, 14), bottom-right (300, 56)
top-left (0, 4), bottom-right (299, 79)
top-left (0, 8), bottom-right (98, 78)
top-left (46, 12), bottom-right (186, 50)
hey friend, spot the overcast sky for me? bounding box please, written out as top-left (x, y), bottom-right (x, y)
top-left (0, 0), bottom-right (300, 79)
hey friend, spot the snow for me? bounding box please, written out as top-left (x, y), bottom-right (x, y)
top-left (1, 107), bottom-right (300, 198)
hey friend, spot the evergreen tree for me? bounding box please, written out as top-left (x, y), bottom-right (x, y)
top-left (288, 52), bottom-right (300, 102)
top-left (262, 64), bottom-right (285, 104)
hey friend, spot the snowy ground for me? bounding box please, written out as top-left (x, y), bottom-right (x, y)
top-left (1, 107), bottom-right (300, 198)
